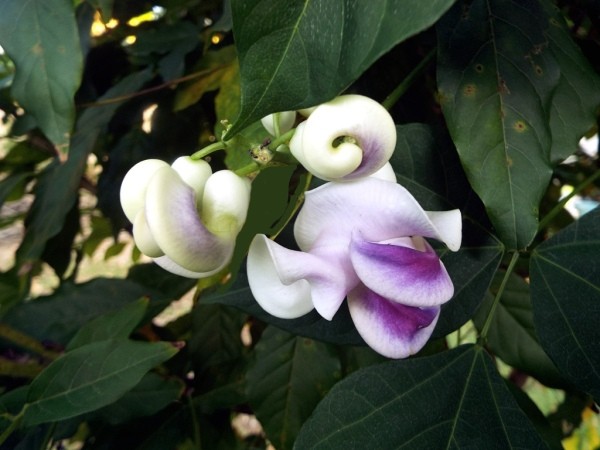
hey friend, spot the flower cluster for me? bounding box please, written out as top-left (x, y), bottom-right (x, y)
top-left (120, 94), bottom-right (461, 359)
top-left (120, 156), bottom-right (251, 278)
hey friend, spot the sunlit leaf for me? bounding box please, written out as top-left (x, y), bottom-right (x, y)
top-left (0, 0), bottom-right (82, 155)
top-left (15, 69), bottom-right (152, 268)
top-left (295, 345), bottom-right (546, 448)
top-left (530, 207), bottom-right (600, 401)
top-left (228, 0), bottom-right (456, 136)
top-left (247, 326), bottom-right (340, 450)
top-left (437, 0), bottom-right (560, 250)
top-left (23, 339), bottom-right (178, 426)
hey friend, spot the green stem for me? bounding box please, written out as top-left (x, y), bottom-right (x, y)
top-left (538, 168), bottom-right (600, 231)
top-left (479, 251), bottom-right (520, 341)
top-left (0, 407), bottom-right (25, 446)
top-left (191, 141), bottom-right (227, 160)
top-left (187, 394), bottom-right (202, 450)
top-left (382, 48), bottom-right (436, 111)
top-left (268, 128), bottom-right (296, 151)
top-left (235, 162), bottom-right (261, 177)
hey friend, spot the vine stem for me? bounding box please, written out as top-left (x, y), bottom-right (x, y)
top-left (268, 128), bottom-right (295, 151)
top-left (479, 251), bottom-right (520, 341)
top-left (538, 168), bottom-right (600, 231)
top-left (0, 407), bottom-right (25, 446)
top-left (381, 48), bottom-right (436, 111)
top-left (190, 141), bottom-right (227, 160)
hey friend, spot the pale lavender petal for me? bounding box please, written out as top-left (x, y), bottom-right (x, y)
top-left (145, 166), bottom-right (234, 273)
top-left (350, 234), bottom-right (454, 307)
top-left (153, 255), bottom-right (224, 279)
top-left (348, 284), bottom-right (440, 359)
top-left (294, 177), bottom-right (462, 252)
top-left (247, 235), bottom-right (356, 320)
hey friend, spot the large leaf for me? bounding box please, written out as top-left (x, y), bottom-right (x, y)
top-left (295, 344), bottom-right (546, 448)
top-left (23, 339), bottom-right (178, 426)
top-left (473, 271), bottom-right (565, 387)
top-left (0, 0), bottom-right (82, 155)
top-left (14, 69), bottom-right (152, 268)
top-left (530, 207), bottom-right (600, 402)
top-left (228, 0), bottom-right (456, 136)
top-left (66, 297), bottom-right (149, 351)
top-left (541, 2), bottom-right (600, 162)
top-left (2, 278), bottom-right (170, 346)
top-left (247, 326), bottom-right (340, 450)
top-left (437, 0), bottom-right (559, 250)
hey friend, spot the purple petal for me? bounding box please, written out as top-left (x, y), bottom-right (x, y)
top-left (145, 166), bottom-right (234, 273)
top-left (350, 234), bottom-right (454, 307)
top-left (247, 235), bottom-right (356, 320)
top-left (294, 177), bottom-right (462, 253)
top-left (348, 284), bottom-right (440, 359)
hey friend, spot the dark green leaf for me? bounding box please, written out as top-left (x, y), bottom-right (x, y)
top-left (247, 326), bottom-right (340, 450)
top-left (66, 297), bottom-right (149, 351)
top-left (126, 263), bottom-right (198, 300)
top-left (15, 69), bottom-right (152, 267)
top-left (0, 269), bottom-right (28, 318)
top-left (0, 173), bottom-right (30, 209)
top-left (203, 272), bottom-right (364, 346)
top-left (530, 207), bottom-right (600, 401)
top-left (541, 2), bottom-right (600, 162)
top-left (23, 339), bottom-right (178, 426)
top-left (473, 271), bottom-right (564, 387)
top-left (0, 0), bottom-right (82, 154)
top-left (228, 0), bottom-right (456, 136)
top-left (94, 372), bottom-right (184, 425)
top-left (295, 345), bottom-right (546, 449)
top-left (437, 0), bottom-right (559, 249)
top-left (2, 278), bottom-right (171, 346)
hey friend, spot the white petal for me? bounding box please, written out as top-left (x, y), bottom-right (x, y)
top-left (261, 111), bottom-right (296, 135)
top-left (290, 95), bottom-right (396, 181)
top-left (369, 162), bottom-right (397, 182)
top-left (171, 156), bottom-right (212, 203)
top-left (202, 171), bottom-right (252, 237)
top-left (120, 159), bottom-right (169, 222)
top-left (132, 209), bottom-right (163, 257)
top-left (247, 234), bottom-right (314, 319)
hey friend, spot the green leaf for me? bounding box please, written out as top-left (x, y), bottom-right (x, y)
top-left (0, 172), bottom-right (30, 209)
top-left (437, 0), bottom-right (559, 249)
top-left (93, 372), bottom-right (184, 425)
top-left (23, 339), bottom-right (178, 426)
top-left (15, 69), bottom-right (152, 267)
top-left (295, 345), bottom-right (546, 448)
top-left (530, 207), bottom-right (600, 401)
top-left (66, 297), bottom-right (149, 351)
top-left (228, 0), bottom-right (456, 136)
top-left (473, 271), bottom-right (564, 387)
top-left (203, 273), bottom-right (364, 346)
top-left (247, 326), bottom-right (340, 450)
top-left (0, 0), bottom-right (82, 155)
top-left (541, 2), bottom-right (600, 162)
top-left (2, 278), bottom-right (171, 345)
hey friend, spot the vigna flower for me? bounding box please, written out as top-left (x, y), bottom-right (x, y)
top-left (247, 174), bottom-right (461, 359)
top-left (261, 110), bottom-right (296, 136)
top-left (120, 156), bottom-right (251, 278)
top-left (289, 95), bottom-right (396, 181)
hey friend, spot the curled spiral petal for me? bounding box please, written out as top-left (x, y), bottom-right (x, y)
top-left (289, 95), bottom-right (396, 181)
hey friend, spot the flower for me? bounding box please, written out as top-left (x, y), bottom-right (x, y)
top-left (261, 110), bottom-right (296, 136)
top-left (120, 156), bottom-right (251, 278)
top-left (246, 174), bottom-right (461, 358)
top-left (289, 95), bottom-right (396, 181)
